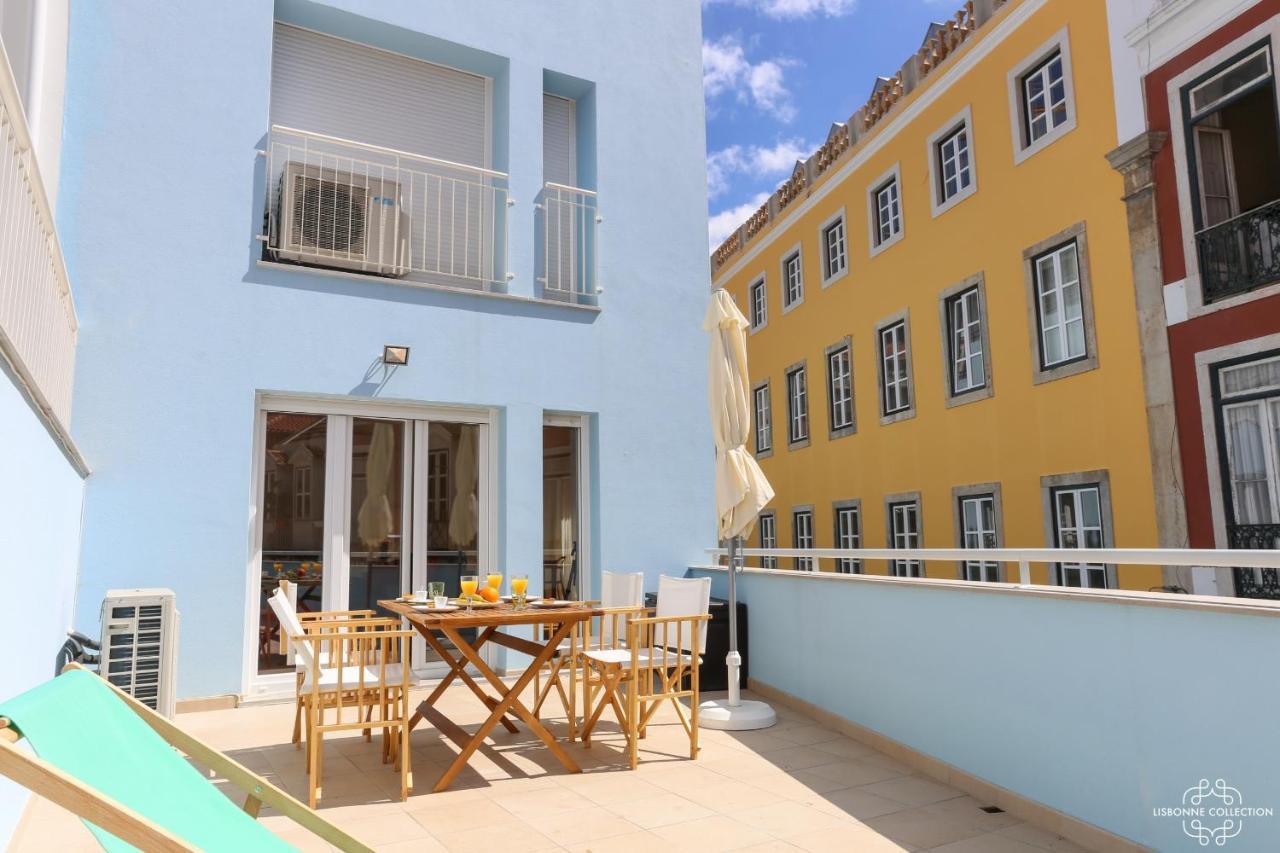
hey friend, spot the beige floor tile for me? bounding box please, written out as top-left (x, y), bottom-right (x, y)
top-left (737, 841), bottom-right (805, 851)
top-left (562, 829), bottom-right (666, 853)
top-left (650, 814), bottom-right (775, 851)
top-left (490, 783), bottom-right (597, 818)
top-left (771, 725), bottom-right (844, 747)
top-left (928, 830), bottom-right (1053, 853)
top-left (801, 758), bottom-right (910, 788)
top-left (859, 775), bottom-right (965, 808)
top-left (785, 823), bottom-right (917, 852)
top-left (374, 838), bottom-right (449, 853)
top-left (681, 779), bottom-right (789, 812)
top-left (605, 791), bottom-right (717, 829)
top-left (997, 822), bottom-right (1092, 851)
top-left (807, 786), bottom-right (909, 821)
top-left (522, 804), bottom-right (644, 845)
top-left (751, 768), bottom-right (854, 797)
top-left (430, 819), bottom-right (559, 853)
top-left (556, 771), bottom-right (669, 805)
top-left (334, 812), bottom-right (436, 846)
top-left (726, 799), bottom-right (852, 836)
top-left (863, 806), bottom-right (990, 849)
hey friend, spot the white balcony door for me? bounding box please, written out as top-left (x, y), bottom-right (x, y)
top-left (247, 398), bottom-right (493, 696)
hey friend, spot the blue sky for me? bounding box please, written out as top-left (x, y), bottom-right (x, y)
top-left (702, 0), bottom-right (962, 249)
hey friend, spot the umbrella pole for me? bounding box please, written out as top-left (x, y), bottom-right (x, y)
top-left (727, 535), bottom-right (742, 708)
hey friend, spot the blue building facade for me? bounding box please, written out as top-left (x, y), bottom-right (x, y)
top-left (57, 0), bottom-right (714, 700)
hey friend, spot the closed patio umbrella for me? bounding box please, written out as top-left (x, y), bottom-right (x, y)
top-left (699, 289), bottom-right (777, 730)
top-left (356, 421), bottom-right (396, 548)
top-left (448, 428), bottom-right (479, 549)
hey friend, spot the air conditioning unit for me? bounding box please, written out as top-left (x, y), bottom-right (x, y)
top-left (100, 589), bottom-right (180, 718)
top-left (272, 160), bottom-right (410, 276)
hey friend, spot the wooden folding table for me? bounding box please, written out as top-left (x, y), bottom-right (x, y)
top-left (379, 599), bottom-right (599, 793)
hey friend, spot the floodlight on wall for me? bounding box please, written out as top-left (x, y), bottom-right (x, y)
top-left (382, 345), bottom-right (410, 366)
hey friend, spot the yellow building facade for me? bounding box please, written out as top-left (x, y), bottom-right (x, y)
top-left (711, 0), bottom-right (1162, 589)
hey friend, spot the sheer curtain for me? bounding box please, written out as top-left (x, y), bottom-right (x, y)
top-left (1225, 402), bottom-right (1276, 524)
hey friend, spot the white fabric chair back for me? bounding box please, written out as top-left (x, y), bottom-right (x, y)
top-left (279, 579), bottom-right (299, 665)
top-left (269, 587), bottom-right (313, 670)
top-left (600, 571), bottom-right (644, 646)
top-left (656, 575), bottom-right (712, 653)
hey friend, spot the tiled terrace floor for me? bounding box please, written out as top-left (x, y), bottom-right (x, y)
top-left (11, 684), bottom-right (1092, 852)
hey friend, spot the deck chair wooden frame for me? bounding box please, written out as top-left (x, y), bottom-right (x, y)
top-left (0, 663), bottom-right (373, 853)
top-left (580, 612), bottom-right (710, 769)
top-left (290, 606), bottom-right (380, 747)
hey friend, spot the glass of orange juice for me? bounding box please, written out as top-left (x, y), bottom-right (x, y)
top-left (460, 575), bottom-right (479, 611)
top-left (487, 572), bottom-right (503, 592)
top-left (511, 574), bottom-right (529, 609)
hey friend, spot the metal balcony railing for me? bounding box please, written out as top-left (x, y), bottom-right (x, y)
top-left (1194, 197), bottom-right (1280, 303)
top-left (706, 545), bottom-right (1280, 598)
top-left (1226, 522), bottom-right (1280, 599)
top-left (537, 182), bottom-right (599, 304)
top-left (0, 41), bottom-right (77, 430)
top-left (262, 125), bottom-right (511, 291)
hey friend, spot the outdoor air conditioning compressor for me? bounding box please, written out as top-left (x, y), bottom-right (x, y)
top-left (100, 588), bottom-right (180, 718)
top-left (272, 160), bottom-right (411, 276)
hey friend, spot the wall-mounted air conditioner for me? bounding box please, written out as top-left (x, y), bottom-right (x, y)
top-left (100, 588), bottom-right (180, 718)
top-left (273, 160), bottom-right (410, 276)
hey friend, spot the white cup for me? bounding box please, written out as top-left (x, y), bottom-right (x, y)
top-left (413, 589), bottom-right (429, 603)
top-left (433, 595), bottom-right (449, 609)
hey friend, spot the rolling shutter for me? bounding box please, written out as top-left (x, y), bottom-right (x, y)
top-left (543, 94), bottom-right (576, 186)
top-left (270, 23), bottom-right (488, 168)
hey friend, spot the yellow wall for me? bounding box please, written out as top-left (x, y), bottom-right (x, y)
top-left (713, 0), bottom-right (1161, 588)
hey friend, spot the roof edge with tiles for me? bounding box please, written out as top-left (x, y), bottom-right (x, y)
top-left (710, 0), bottom-right (1011, 277)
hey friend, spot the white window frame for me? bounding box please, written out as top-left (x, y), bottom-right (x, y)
top-left (758, 511), bottom-right (778, 570)
top-left (927, 106), bottom-right (978, 217)
top-left (948, 286), bottom-right (986, 395)
top-left (1007, 28), bottom-right (1077, 165)
top-left (752, 379), bottom-right (773, 458)
top-left (833, 500), bottom-right (862, 574)
top-left (792, 506), bottom-right (815, 571)
top-left (877, 312), bottom-right (914, 424)
top-left (781, 245), bottom-right (805, 312)
top-left (886, 494), bottom-right (922, 577)
top-left (867, 164), bottom-right (904, 257)
top-left (748, 275), bottom-right (768, 332)
top-left (1041, 470), bottom-right (1115, 590)
top-left (1034, 241), bottom-right (1087, 369)
top-left (294, 464), bottom-right (312, 519)
top-left (1167, 23), bottom-right (1280, 318)
top-left (1023, 223), bottom-right (1098, 384)
top-left (956, 490), bottom-right (1001, 582)
top-left (819, 209), bottom-right (848, 286)
top-left (785, 361), bottom-right (810, 447)
top-left (826, 338), bottom-right (856, 438)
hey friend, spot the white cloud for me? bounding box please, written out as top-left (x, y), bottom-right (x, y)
top-left (708, 192), bottom-right (770, 251)
top-left (706, 138), bottom-right (810, 198)
top-left (702, 35), bottom-right (797, 122)
top-left (705, 0), bottom-right (857, 20)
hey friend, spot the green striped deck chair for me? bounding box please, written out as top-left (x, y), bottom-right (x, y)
top-left (0, 665), bottom-right (372, 852)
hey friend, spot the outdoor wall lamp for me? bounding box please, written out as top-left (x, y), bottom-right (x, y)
top-left (382, 345), bottom-right (410, 366)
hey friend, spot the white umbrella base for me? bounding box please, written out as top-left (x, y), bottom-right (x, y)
top-left (697, 698), bottom-right (777, 730)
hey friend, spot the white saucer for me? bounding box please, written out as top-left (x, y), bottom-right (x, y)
top-left (412, 604), bottom-right (458, 612)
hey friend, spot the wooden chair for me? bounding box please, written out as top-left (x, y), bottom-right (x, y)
top-left (532, 571), bottom-right (644, 737)
top-left (581, 575), bottom-right (712, 769)
top-left (269, 589), bottom-right (413, 807)
top-left (0, 665), bottom-right (373, 852)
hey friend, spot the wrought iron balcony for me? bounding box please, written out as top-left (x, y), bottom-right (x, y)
top-left (1227, 522), bottom-right (1280, 599)
top-left (1195, 198), bottom-right (1280, 303)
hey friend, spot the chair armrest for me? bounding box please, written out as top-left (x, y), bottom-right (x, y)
top-left (629, 613), bottom-right (711, 626)
top-left (298, 609), bottom-right (378, 622)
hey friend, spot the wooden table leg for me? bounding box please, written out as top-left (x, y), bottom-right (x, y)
top-left (414, 627), bottom-right (519, 735)
top-left (431, 621), bottom-right (580, 792)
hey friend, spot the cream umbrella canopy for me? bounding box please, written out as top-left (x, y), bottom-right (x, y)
top-left (356, 422), bottom-right (396, 549)
top-left (448, 427), bottom-right (479, 549)
top-left (700, 289), bottom-right (776, 730)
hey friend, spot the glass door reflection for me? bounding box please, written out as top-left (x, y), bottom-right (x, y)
top-left (348, 418), bottom-right (407, 614)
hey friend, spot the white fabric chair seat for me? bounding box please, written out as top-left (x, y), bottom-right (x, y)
top-left (301, 662), bottom-right (404, 691)
top-left (582, 647), bottom-right (700, 668)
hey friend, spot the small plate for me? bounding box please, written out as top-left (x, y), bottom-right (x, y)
top-left (451, 598), bottom-right (500, 608)
top-left (532, 600), bottom-right (575, 608)
top-left (501, 594), bottom-right (542, 602)
top-left (413, 604), bottom-right (458, 612)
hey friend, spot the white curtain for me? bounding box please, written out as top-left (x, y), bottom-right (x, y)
top-left (1226, 403), bottom-right (1275, 524)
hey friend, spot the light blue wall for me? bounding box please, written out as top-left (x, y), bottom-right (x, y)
top-left (690, 568), bottom-right (1280, 852)
top-left (57, 0), bottom-right (713, 698)
top-left (0, 367), bottom-right (85, 841)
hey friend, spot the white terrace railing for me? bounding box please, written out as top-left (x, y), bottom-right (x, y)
top-left (537, 181), bottom-right (600, 304)
top-left (261, 125), bottom-right (512, 291)
top-left (0, 43), bottom-right (77, 429)
top-left (706, 546), bottom-right (1280, 597)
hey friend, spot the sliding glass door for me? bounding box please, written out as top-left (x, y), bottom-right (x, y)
top-left (252, 402), bottom-right (490, 684)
